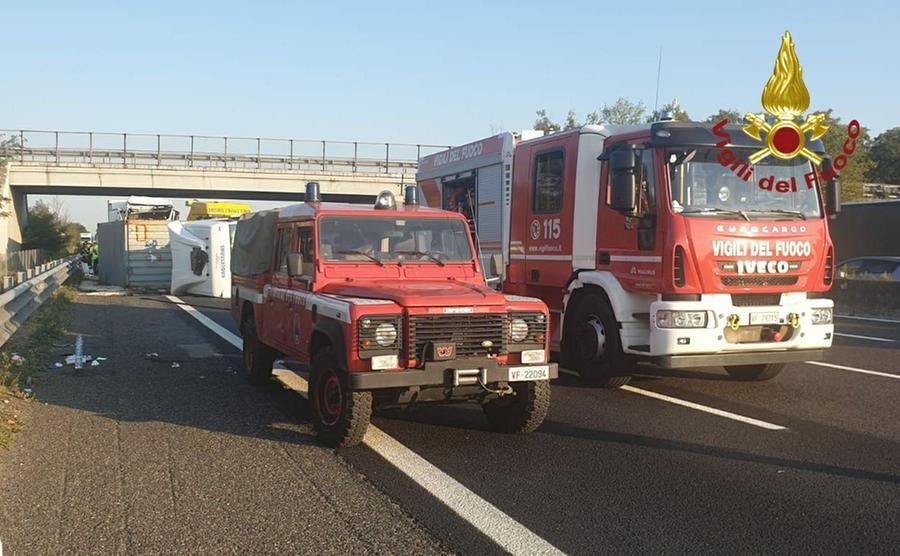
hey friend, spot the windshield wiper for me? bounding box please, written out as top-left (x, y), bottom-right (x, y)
top-left (395, 250), bottom-right (446, 266)
top-left (336, 250), bottom-right (384, 266)
top-left (744, 208), bottom-right (807, 220)
top-left (680, 208), bottom-right (751, 221)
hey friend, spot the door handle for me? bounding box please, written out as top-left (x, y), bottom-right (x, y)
top-left (598, 252), bottom-right (611, 265)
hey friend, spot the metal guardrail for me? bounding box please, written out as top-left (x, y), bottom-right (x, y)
top-left (0, 129), bottom-right (450, 174)
top-left (0, 257), bottom-right (75, 347)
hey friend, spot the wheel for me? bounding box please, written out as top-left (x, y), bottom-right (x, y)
top-left (724, 363), bottom-right (784, 381)
top-left (565, 291), bottom-right (632, 388)
top-left (242, 317), bottom-right (277, 386)
top-left (309, 347), bottom-right (372, 448)
top-left (483, 379), bottom-right (550, 433)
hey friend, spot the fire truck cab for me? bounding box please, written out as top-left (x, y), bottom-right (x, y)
top-left (417, 122), bottom-right (839, 387)
top-left (231, 183), bottom-right (556, 447)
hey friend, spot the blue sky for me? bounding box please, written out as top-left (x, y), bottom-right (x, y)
top-left (3, 0), bottom-right (897, 228)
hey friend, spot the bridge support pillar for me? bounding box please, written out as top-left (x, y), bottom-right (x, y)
top-left (0, 162), bottom-right (26, 255)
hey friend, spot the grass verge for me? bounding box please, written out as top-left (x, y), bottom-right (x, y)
top-left (0, 284), bottom-right (78, 449)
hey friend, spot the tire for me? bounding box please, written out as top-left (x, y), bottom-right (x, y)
top-left (242, 317), bottom-right (277, 386)
top-left (483, 380), bottom-right (550, 433)
top-left (565, 291), bottom-right (632, 388)
top-left (724, 363), bottom-right (784, 381)
top-left (309, 347), bottom-right (372, 448)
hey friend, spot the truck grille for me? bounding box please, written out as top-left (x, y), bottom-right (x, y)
top-left (731, 293), bottom-right (781, 306)
top-left (408, 313), bottom-right (506, 360)
top-left (721, 276), bottom-right (798, 287)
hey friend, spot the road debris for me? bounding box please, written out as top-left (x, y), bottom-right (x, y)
top-left (146, 352), bottom-right (159, 359)
top-left (10, 353), bottom-right (24, 365)
top-left (171, 362), bottom-right (180, 368)
top-left (74, 335), bottom-right (84, 369)
top-left (48, 362), bottom-right (64, 370)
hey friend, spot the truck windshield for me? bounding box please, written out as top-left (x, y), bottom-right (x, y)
top-left (318, 216), bottom-right (474, 264)
top-left (667, 148), bottom-right (822, 219)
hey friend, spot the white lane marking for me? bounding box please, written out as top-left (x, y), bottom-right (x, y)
top-left (621, 386), bottom-right (788, 431)
top-left (804, 361), bottom-right (900, 381)
top-left (558, 368), bottom-right (787, 431)
top-left (168, 296), bottom-right (564, 556)
top-left (836, 314), bottom-right (900, 325)
top-left (833, 332), bottom-right (895, 343)
top-left (166, 296), bottom-right (242, 349)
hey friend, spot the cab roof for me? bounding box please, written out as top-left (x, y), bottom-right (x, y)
top-left (276, 201), bottom-right (461, 220)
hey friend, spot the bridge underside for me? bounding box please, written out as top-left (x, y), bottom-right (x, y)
top-left (2, 163), bottom-right (415, 253)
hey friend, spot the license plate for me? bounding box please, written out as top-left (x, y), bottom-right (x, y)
top-left (508, 365), bottom-right (550, 382)
top-left (750, 312), bottom-right (780, 325)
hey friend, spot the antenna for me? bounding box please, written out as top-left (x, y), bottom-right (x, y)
top-left (654, 47), bottom-right (663, 114)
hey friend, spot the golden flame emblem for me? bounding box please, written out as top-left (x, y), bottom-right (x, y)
top-left (742, 31), bottom-right (828, 164)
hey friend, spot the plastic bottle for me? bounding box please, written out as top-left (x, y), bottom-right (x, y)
top-left (74, 335), bottom-right (84, 369)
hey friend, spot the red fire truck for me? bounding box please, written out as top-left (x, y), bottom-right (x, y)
top-left (417, 121), bottom-right (839, 387)
top-left (231, 183), bottom-right (557, 447)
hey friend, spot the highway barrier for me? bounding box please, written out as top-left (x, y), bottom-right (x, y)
top-left (0, 257), bottom-right (75, 347)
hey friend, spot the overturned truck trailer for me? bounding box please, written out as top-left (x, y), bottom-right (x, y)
top-left (168, 220), bottom-right (236, 298)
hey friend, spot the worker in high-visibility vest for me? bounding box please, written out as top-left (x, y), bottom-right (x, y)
top-left (89, 242), bottom-right (100, 275)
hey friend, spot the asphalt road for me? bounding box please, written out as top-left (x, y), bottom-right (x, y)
top-left (2, 293), bottom-right (898, 554)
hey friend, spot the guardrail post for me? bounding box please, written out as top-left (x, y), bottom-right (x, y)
top-left (89, 132), bottom-right (93, 164)
top-left (385, 143), bottom-right (390, 173)
top-left (55, 131), bottom-right (60, 163)
top-left (19, 130), bottom-right (24, 162)
top-left (157, 134), bottom-right (161, 167)
top-left (190, 135), bottom-right (195, 167)
top-left (257, 138), bottom-right (261, 169)
top-left (123, 133), bottom-right (128, 167)
top-left (223, 137), bottom-right (228, 169)
top-left (289, 139), bottom-right (294, 170)
top-left (353, 142), bottom-right (358, 172)
top-left (321, 141), bottom-right (326, 171)
top-left (417, 144), bottom-right (421, 161)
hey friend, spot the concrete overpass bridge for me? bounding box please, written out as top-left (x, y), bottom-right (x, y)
top-left (0, 129), bottom-right (449, 252)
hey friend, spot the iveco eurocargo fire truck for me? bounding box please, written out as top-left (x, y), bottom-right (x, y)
top-left (417, 121), bottom-right (840, 387)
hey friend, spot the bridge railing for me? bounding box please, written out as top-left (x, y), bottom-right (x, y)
top-left (0, 130), bottom-right (450, 174)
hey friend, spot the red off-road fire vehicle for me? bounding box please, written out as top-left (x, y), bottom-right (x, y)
top-left (230, 183), bottom-right (557, 447)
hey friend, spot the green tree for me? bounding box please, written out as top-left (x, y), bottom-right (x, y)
top-left (867, 127), bottom-right (900, 184)
top-left (23, 200), bottom-right (70, 256)
top-left (705, 109), bottom-right (743, 124)
top-left (585, 98), bottom-right (646, 125)
top-left (817, 109), bottom-right (873, 202)
top-left (564, 110), bottom-right (579, 130)
top-left (63, 221), bottom-right (89, 254)
top-left (533, 109), bottom-right (561, 134)
top-left (647, 99), bottom-right (690, 122)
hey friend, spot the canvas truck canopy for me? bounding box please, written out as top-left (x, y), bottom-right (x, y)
top-left (231, 209), bottom-right (280, 276)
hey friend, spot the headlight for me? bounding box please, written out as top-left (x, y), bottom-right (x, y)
top-left (374, 322), bottom-right (398, 346)
top-left (810, 307), bottom-right (833, 325)
top-left (657, 310), bottom-right (708, 328)
top-left (510, 318), bottom-right (529, 342)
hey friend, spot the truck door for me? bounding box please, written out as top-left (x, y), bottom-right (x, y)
top-left (599, 145), bottom-right (664, 292)
top-left (287, 222), bottom-right (316, 360)
top-left (269, 224), bottom-right (295, 348)
top-left (523, 142), bottom-right (576, 304)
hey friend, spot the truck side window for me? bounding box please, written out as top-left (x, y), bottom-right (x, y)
top-left (297, 226), bottom-right (314, 276)
top-left (636, 149), bottom-right (657, 250)
top-left (275, 227), bottom-right (292, 274)
top-left (532, 150), bottom-right (564, 214)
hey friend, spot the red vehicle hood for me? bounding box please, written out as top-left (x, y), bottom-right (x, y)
top-left (320, 280), bottom-right (506, 307)
top-left (683, 218), bottom-right (829, 293)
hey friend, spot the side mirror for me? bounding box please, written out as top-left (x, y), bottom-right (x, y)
top-left (608, 148), bottom-right (638, 215)
top-left (489, 253), bottom-right (504, 278)
top-left (287, 253), bottom-right (303, 277)
top-left (822, 158), bottom-right (841, 218)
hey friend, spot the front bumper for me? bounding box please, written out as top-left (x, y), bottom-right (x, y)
top-left (348, 358), bottom-right (558, 390)
top-left (653, 348), bottom-right (824, 369)
top-left (646, 293), bottom-right (834, 359)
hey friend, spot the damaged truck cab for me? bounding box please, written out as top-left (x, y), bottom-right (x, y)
top-left (231, 183), bottom-right (557, 447)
